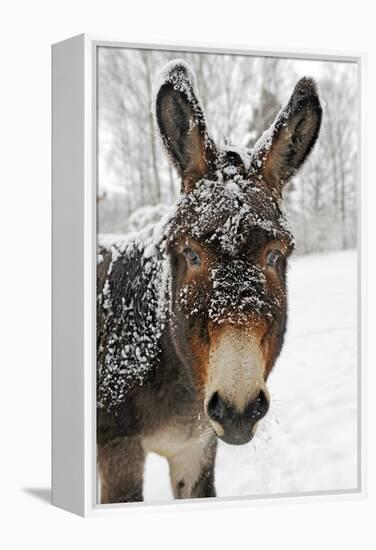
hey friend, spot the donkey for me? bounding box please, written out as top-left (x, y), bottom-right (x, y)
top-left (97, 59), bottom-right (322, 503)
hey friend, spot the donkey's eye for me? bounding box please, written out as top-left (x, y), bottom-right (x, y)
top-left (266, 249), bottom-right (282, 268)
top-left (183, 247), bottom-right (201, 267)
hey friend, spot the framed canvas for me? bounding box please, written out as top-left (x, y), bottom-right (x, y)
top-left (52, 34), bottom-right (366, 516)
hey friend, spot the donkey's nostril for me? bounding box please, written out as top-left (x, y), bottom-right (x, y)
top-left (245, 389), bottom-right (270, 422)
top-left (207, 392), bottom-right (228, 423)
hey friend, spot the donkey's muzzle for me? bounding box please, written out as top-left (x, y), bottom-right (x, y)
top-left (207, 390), bottom-right (269, 445)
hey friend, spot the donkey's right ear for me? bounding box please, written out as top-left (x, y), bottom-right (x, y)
top-left (154, 60), bottom-right (217, 193)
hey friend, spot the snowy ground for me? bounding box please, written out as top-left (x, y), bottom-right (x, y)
top-left (143, 249), bottom-right (358, 501)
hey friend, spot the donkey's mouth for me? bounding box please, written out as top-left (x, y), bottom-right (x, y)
top-left (208, 415), bottom-right (257, 446)
top-left (215, 427), bottom-right (255, 446)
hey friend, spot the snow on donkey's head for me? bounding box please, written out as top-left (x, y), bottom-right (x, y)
top-left (154, 60), bottom-right (322, 445)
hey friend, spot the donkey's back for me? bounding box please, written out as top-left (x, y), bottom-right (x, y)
top-left (97, 232), bottom-right (168, 415)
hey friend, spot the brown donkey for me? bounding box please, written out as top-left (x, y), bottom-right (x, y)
top-left (97, 60), bottom-right (322, 503)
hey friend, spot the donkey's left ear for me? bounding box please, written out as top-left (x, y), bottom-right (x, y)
top-left (253, 77), bottom-right (322, 197)
top-left (154, 60), bottom-right (217, 193)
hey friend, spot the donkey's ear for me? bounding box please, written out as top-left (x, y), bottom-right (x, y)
top-left (154, 60), bottom-right (216, 193)
top-left (253, 77), bottom-right (322, 197)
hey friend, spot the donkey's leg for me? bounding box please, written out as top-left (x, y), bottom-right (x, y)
top-left (168, 435), bottom-right (217, 499)
top-left (98, 436), bottom-right (145, 504)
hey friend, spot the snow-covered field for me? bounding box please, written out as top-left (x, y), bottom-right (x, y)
top-left (143, 249), bottom-right (358, 500)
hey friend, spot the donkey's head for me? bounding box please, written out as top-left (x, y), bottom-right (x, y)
top-left (155, 60), bottom-right (322, 445)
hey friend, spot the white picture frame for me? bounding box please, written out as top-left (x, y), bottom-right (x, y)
top-left (52, 34), bottom-right (366, 517)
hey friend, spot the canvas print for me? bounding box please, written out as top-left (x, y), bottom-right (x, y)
top-left (96, 47), bottom-right (358, 504)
